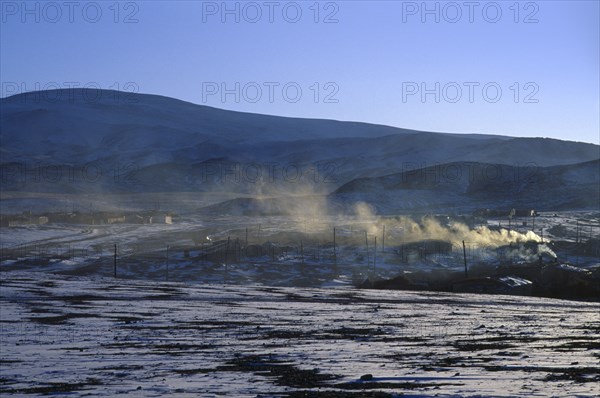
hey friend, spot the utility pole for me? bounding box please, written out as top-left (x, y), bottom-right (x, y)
top-left (462, 240), bottom-right (468, 278)
top-left (166, 245), bottom-right (169, 281)
top-left (333, 227), bottom-right (337, 264)
top-left (382, 224), bottom-right (385, 253)
top-left (225, 236), bottom-right (230, 264)
top-left (374, 236), bottom-right (377, 272)
top-left (113, 243), bottom-right (117, 278)
top-left (365, 231), bottom-right (369, 267)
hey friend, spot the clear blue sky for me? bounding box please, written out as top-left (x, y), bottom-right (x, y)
top-left (1, 0), bottom-right (599, 144)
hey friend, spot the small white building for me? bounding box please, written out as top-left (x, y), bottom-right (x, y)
top-left (149, 215), bottom-right (172, 224)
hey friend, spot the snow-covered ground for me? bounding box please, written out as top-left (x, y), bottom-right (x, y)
top-left (1, 272), bottom-right (598, 397)
top-left (1, 211), bottom-right (598, 287)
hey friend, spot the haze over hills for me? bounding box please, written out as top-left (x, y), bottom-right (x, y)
top-left (333, 160), bottom-right (600, 213)
top-left (1, 89), bottom-right (599, 207)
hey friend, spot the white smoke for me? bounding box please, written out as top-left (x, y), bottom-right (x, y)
top-left (344, 202), bottom-right (548, 249)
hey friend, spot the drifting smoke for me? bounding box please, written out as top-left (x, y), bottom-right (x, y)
top-left (400, 216), bottom-right (548, 248)
top-left (345, 202), bottom-right (557, 258)
top-left (502, 243), bottom-right (558, 262)
top-left (537, 243), bottom-right (558, 259)
top-left (239, 174), bottom-right (557, 260)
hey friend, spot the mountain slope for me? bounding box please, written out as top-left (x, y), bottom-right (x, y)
top-left (1, 89), bottom-right (598, 195)
top-left (1, 89), bottom-right (417, 162)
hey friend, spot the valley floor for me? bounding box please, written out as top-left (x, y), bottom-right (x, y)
top-left (1, 272), bottom-right (598, 397)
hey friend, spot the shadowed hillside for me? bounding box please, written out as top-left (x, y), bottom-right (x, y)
top-left (2, 89), bottom-right (598, 196)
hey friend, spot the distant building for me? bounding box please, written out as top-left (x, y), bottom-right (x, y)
top-left (7, 215), bottom-right (49, 227)
top-left (149, 215), bottom-right (172, 224)
top-left (106, 215), bottom-right (126, 224)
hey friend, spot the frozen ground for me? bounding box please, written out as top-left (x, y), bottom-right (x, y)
top-left (0, 271), bottom-right (599, 397)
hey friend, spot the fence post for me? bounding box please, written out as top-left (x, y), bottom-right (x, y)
top-left (462, 240), bottom-right (468, 278)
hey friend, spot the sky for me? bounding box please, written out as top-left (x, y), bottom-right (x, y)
top-left (1, 0), bottom-right (599, 144)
